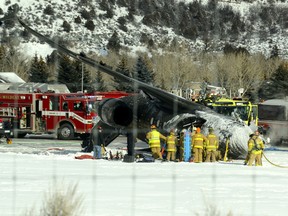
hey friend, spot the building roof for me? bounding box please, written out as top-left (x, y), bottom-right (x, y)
top-left (0, 72), bottom-right (26, 83)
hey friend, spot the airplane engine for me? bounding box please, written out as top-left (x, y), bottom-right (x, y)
top-left (97, 98), bottom-right (133, 128)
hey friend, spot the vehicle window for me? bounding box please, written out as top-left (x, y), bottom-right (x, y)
top-left (258, 105), bottom-right (285, 121)
top-left (88, 102), bottom-right (96, 111)
top-left (49, 96), bottom-right (59, 110)
top-left (73, 102), bottom-right (83, 111)
top-left (213, 106), bottom-right (248, 121)
top-left (62, 102), bottom-right (68, 110)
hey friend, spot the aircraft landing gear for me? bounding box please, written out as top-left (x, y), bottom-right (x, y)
top-left (123, 131), bottom-right (135, 163)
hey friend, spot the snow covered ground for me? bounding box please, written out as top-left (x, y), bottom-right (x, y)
top-left (0, 137), bottom-right (288, 216)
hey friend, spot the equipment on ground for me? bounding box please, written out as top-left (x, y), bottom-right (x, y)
top-left (262, 152), bottom-right (288, 168)
top-left (0, 118), bottom-right (11, 139)
top-left (223, 136), bottom-right (230, 162)
top-left (183, 130), bottom-right (191, 162)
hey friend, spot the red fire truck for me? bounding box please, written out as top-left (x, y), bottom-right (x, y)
top-left (0, 91), bottom-right (130, 139)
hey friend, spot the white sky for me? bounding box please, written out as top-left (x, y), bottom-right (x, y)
top-left (0, 138), bottom-right (288, 216)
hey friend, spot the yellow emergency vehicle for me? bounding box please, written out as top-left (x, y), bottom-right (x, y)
top-left (205, 97), bottom-right (258, 126)
top-left (171, 83), bottom-right (258, 126)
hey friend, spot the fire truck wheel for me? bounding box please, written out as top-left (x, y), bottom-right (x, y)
top-left (57, 123), bottom-right (74, 140)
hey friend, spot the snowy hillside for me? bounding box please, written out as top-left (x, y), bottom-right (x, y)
top-left (1, 0), bottom-right (288, 58)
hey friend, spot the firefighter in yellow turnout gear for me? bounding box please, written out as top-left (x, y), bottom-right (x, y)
top-left (205, 127), bottom-right (219, 162)
top-left (146, 125), bottom-right (166, 160)
top-left (247, 130), bottom-right (265, 166)
top-left (192, 127), bottom-right (208, 163)
top-left (166, 129), bottom-right (178, 161)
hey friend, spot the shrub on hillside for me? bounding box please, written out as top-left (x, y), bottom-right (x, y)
top-left (74, 16), bottom-right (81, 24)
top-left (89, 8), bottom-right (96, 19)
top-left (118, 17), bottom-right (128, 32)
top-left (62, 20), bottom-right (71, 33)
top-left (84, 20), bottom-right (95, 31)
top-left (117, 0), bottom-right (128, 7)
top-left (107, 31), bottom-right (121, 52)
top-left (43, 5), bottom-right (54, 15)
top-left (80, 9), bottom-right (91, 20)
top-left (20, 29), bottom-right (31, 40)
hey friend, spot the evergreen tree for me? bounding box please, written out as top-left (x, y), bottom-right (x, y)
top-left (131, 56), bottom-right (155, 93)
top-left (46, 50), bottom-right (58, 65)
top-left (107, 31), bottom-right (121, 53)
top-left (58, 54), bottom-right (77, 92)
top-left (258, 62), bottom-right (288, 100)
top-left (29, 54), bottom-right (49, 83)
top-left (57, 54), bottom-right (97, 92)
top-left (270, 63), bottom-right (288, 96)
top-left (29, 55), bottom-right (49, 83)
top-left (72, 60), bottom-right (92, 92)
top-left (113, 56), bottom-right (133, 92)
top-left (46, 50), bottom-right (59, 83)
top-left (134, 56), bottom-right (155, 85)
top-left (92, 70), bottom-right (107, 91)
top-left (3, 4), bottom-right (18, 29)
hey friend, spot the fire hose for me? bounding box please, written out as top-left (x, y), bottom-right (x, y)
top-left (262, 152), bottom-right (288, 168)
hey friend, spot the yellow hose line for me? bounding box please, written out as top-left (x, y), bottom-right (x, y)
top-left (223, 138), bottom-right (230, 162)
top-left (262, 152), bottom-right (288, 168)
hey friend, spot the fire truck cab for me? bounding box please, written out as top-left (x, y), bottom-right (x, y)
top-left (205, 98), bottom-right (258, 126)
top-left (171, 84), bottom-right (258, 126)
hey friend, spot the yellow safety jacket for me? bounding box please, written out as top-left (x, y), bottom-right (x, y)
top-left (146, 129), bottom-right (165, 148)
top-left (192, 133), bottom-right (207, 149)
top-left (206, 133), bottom-right (219, 151)
top-left (248, 136), bottom-right (264, 155)
top-left (166, 135), bottom-right (177, 152)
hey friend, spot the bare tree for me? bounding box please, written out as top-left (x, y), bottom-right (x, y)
top-left (214, 53), bottom-right (272, 97)
top-left (0, 44), bottom-right (30, 81)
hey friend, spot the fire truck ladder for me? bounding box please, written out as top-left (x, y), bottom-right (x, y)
top-left (0, 107), bottom-right (17, 117)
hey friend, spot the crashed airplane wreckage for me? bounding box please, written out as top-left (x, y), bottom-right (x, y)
top-left (1, 15), bottom-right (253, 161)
